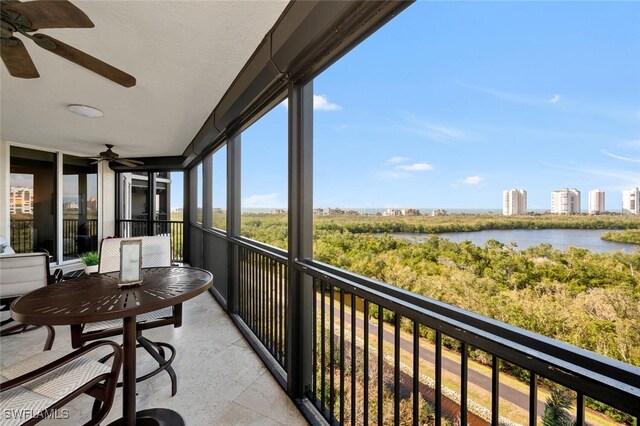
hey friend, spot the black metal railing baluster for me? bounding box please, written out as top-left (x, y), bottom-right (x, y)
top-left (576, 391), bottom-right (585, 426)
top-left (351, 294), bottom-right (356, 426)
top-left (378, 305), bottom-right (383, 426)
top-left (321, 281), bottom-right (326, 412)
top-left (330, 286), bottom-right (335, 423)
top-left (435, 331), bottom-right (442, 425)
top-left (394, 313), bottom-right (400, 425)
top-left (363, 299), bottom-right (369, 426)
top-left (339, 289), bottom-right (345, 425)
top-left (312, 278), bottom-right (318, 402)
top-left (413, 322), bottom-right (419, 426)
top-left (492, 355), bottom-right (499, 425)
top-left (283, 264), bottom-right (288, 368)
top-left (461, 342), bottom-right (468, 426)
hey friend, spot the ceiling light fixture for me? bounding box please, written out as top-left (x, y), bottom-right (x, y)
top-left (67, 104), bottom-right (104, 118)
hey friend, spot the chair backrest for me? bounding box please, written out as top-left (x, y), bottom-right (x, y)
top-left (0, 253), bottom-right (49, 300)
top-left (98, 236), bottom-right (172, 273)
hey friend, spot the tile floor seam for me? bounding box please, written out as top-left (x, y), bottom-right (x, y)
top-left (228, 400), bottom-right (290, 426)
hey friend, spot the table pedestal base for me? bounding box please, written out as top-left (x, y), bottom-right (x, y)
top-left (107, 408), bottom-right (184, 426)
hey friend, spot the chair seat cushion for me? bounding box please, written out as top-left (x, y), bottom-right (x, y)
top-left (0, 351), bottom-right (111, 426)
top-left (83, 307), bottom-right (174, 333)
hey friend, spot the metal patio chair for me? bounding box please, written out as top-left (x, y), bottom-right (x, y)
top-left (0, 253), bottom-right (56, 350)
top-left (0, 340), bottom-right (122, 426)
top-left (69, 236), bottom-right (180, 396)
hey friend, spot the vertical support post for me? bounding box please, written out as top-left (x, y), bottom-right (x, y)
top-left (182, 170), bottom-right (190, 262)
top-left (202, 155), bottom-right (213, 229)
top-left (227, 134), bottom-right (241, 314)
top-left (148, 172), bottom-right (155, 236)
top-left (287, 80), bottom-right (314, 398)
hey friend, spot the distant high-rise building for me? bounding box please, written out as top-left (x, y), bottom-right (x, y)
top-left (588, 189), bottom-right (605, 214)
top-left (502, 189), bottom-right (527, 216)
top-left (9, 186), bottom-right (33, 215)
top-left (551, 188), bottom-right (580, 214)
top-left (622, 187), bottom-right (640, 215)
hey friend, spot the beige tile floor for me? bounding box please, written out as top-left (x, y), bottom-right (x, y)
top-left (0, 292), bottom-right (308, 425)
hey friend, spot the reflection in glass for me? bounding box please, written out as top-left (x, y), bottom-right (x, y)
top-left (10, 147), bottom-right (57, 257)
top-left (63, 155), bottom-right (98, 259)
top-left (196, 163), bottom-right (203, 224)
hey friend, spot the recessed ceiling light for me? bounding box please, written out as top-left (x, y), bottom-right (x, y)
top-left (67, 104), bottom-right (104, 118)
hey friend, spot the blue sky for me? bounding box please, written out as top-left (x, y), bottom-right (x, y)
top-left (236, 2), bottom-right (640, 211)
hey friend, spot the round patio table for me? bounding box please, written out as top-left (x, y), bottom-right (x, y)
top-left (11, 266), bottom-right (213, 426)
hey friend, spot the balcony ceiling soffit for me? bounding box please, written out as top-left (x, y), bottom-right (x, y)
top-left (0, 0), bottom-right (288, 159)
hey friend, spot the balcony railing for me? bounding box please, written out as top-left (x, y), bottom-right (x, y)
top-left (226, 236), bottom-right (639, 426)
top-left (9, 218), bottom-right (97, 259)
top-left (117, 219), bottom-right (184, 262)
top-left (236, 239), bottom-right (288, 370)
top-left (9, 219), bottom-right (34, 253)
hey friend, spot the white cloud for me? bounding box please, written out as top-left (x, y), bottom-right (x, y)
top-left (461, 176), bottom-right (484, 185)
top-left (395, 162), bottom-right (433, 172)
top-left (398, 113), bottom-right (466, 142)
top-left (541, 161), bottom-right (640, 189)
top-left (313, 95), bottom-right (341, 111)
top-left (601, 150), bottom-right (640, 164)
top-left (461, 83), bottom-right (563, 108)
top-left (280, 94), bottom-right (341, 111)
top-left (376, 170), bottom-right (411, 180)
top-left (623, 140), bottom-right (640, 149)
top-left (459, 83), bottom-right (539, 105)
top-left (243, 193), bottom-right (283, 208)
top-left (387, 156), bottom-right (409, 165)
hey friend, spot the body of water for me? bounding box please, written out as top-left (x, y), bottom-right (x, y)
top-left (393, 229), bottom-right (638, 254)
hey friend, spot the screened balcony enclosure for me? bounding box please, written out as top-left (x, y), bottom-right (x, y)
top-left (1, 1), bottom-right (639, 426)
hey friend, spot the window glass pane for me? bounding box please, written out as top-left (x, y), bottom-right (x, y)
top-left (10, 147), bottom-right (57, 257)
top-left (154, 172), bottom-right (170, 221)
top-left (212, 145), bottom-right (227, 231)
top-left (63, 154), bottom-right (98, 259)
top-left (240, 101), bottom-right (288, 248)
top-left (196, 163), bottom-right (203, 224)
top-left (170, 171), bottom-right (184, 221)
top-left (122, 174), bottom-right (149, 221)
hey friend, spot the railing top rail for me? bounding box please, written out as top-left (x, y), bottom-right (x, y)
top-left (118, 219), bottom-right (182, 224)
top-left (229, 236), bottom-right (288, 263)
top-left (297, 258), bottom-right (640, 417)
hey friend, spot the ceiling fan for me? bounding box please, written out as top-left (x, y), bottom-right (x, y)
top-left (91, 145), bottom-right (144, 168)
top-left (0, 0), bottom-right (135, 87)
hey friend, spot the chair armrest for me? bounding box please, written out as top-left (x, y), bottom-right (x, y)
top-left (0, 340), bottom-right (122, 393)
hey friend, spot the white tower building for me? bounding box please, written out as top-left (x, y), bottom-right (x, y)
top-left (502, 189), bottom-right (527, 216)
top-left (588, 189), bottom-right (605, 214)
top-left (551, 188), bottom-right (580, 214)
top-left (622, 187), bottom-right (640, 214)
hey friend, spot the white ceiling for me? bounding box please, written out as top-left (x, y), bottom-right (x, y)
top-left (0, 0), bottom-right (289, 159)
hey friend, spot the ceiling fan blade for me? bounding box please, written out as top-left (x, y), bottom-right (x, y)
top-left (5, 0), bottom-right (94, 29)
top-left (33, 34), bottom-right (136, 87)
top-left (115, 159), bottom-right (143, 168)
top-left (0, 37), bottom-right (39, 78)
top-left (121, 158), bottom-right (144, 165)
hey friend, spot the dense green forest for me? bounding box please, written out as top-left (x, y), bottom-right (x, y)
top-left (602, 229), bottom-right (640, 245)
top-left (240, 213), bottom-right (640, 367)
